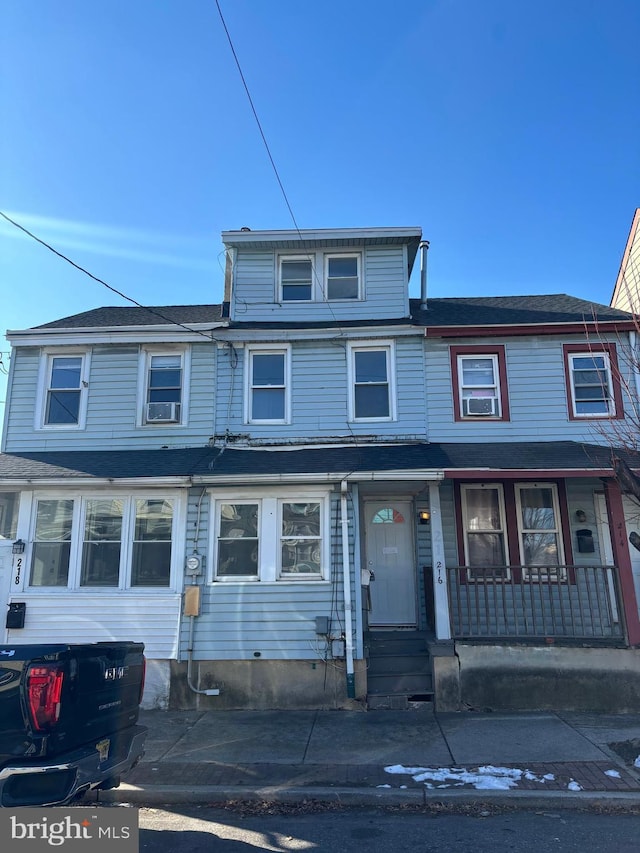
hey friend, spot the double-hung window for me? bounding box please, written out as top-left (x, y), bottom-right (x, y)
top-left (141, 348), bottom-right (188, 425)
top-left (38, 350), bottom-right (90, 429)
top-left (246, 345), bottom-right (290, 424)
top-left (564, 344), bottom-right (622, 419)
top-left (451, 345), bottom-right (508, 421)
top-left (349, 342), bottom-right (394, 421)
top-left (460, 484), bottom-right (509, 580)
top-left (280, 257), bottom-right (313, 301)
top-left (278, 252), bottom-right (361, 302)
top-left (212, 492), bottom-right (329, 582)
top-left (516, 483), bottom-right (565, 580)
top-left (325, 254), bottom-right (360, 300)
top-left (28, 495), bottom-right (179, 590)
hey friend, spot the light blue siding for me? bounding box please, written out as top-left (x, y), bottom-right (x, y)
top-left (426, 334), bottom-right (636, 444)
top-left (4, 343), bottom-right (217, 451)
top-left (231, 246), bottom-right (408, 322)
top-left (215, 336), bottom-right (428, 440)
top-left (180, 490), bottom-right (360, 661)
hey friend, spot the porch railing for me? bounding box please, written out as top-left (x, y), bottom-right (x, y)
top-left (437, 565), bottom-right (625, 642)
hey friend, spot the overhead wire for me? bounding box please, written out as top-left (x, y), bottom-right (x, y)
top-left (0, 210), bottom-right (221, 341)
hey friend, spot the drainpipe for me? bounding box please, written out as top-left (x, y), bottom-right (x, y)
top-left (340, 480), bottom-right (356, 698)
top-left (419, 240), bottom-right (430, 311)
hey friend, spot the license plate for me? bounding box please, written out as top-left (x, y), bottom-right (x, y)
top-left (96, 738), bottom-right (110, 762)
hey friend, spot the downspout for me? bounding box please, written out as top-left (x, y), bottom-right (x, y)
top-left (340, 480), bottom-right (356, 698)
top-left (419, 240), bottom-right (430, 311)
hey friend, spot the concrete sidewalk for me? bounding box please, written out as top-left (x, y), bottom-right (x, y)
top-left (103, 708), bottom-right (640, 808)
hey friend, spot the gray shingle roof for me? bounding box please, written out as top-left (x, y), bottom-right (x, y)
top-left (35, 304), bottom-right (224, 329)
top-left (0, 442), bottom-right (627, 481)
top-left (410, 294), bottom-right (633, 327)
top-left (28, 295), bottom-right (631, 333)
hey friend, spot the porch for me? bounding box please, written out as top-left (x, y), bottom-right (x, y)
top-left (425, 565), bottom-right (626, 643)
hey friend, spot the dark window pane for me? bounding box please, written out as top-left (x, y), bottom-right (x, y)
top-left (30, 542), bottom-right (71, 586)
top-left (523, 533), bottom-right (559, 566)
top-left (252, 354), bottom-right (284, 386)
top-left (81, 542), bottom-right (121, 586)
top-left (149, 388), bottom-right (181, 403)
top-left (355, 350), bottom-right (387, 383)
top-left (135, 500), bottom-right (173, 540)
top-left (252, 388), bottom-right (285, 420)
top-left (217, 539), bottom-right (258, 576)
top-left (282, 503), bottom-right (320, 537)
top-left (282, 284), bottom-right (312, 300)
top-left (131, 541), bottom-right (172, 586)
top-left (149, 369), bottom-right (182, 389)
top-left (46, 390), bottom-right (80, 424)
top-left (355, 384), bottom-right (389, 418)
top-left (467, 532), bottom-right (505, 566)
top-left (0, 493), bottom-right (19, 539)
top-left (281, 260), bottom-right (312, 281)
top-left (328, 257), bottom-right (357, 277)
top-left (50, 357), bottom-right (81, 389)
top-left (219, 504), bottom-right (258, 538)
top-left (327, 278), bottom-right (358, 299)
top-left (281, 541), bottom-right (321, 574)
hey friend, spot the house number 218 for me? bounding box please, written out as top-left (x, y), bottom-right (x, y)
top-left (14, 557), bottom-right (22, 585)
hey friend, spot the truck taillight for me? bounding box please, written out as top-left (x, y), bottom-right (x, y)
top-left (138, 656), bottom-right (146, 706)
top-left (27, 664), bottom-right (65, 731)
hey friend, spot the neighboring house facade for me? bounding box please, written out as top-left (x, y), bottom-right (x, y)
top-left (611, 208), bottom-right (640, 313)
top-left (2, 226), bottom-right (640, 712)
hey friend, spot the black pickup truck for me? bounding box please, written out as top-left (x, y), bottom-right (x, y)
top-left (0, 641), bottom-right (147, 806)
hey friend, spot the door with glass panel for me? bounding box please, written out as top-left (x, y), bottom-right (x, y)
top-left (365, 501), bottom-right (416, 626)
top-left (460, 484), bottom-right (509, 579)
top-left (515, 483), bottom-right (564, 579)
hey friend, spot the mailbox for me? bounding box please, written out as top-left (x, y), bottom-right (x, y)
top-left (6, 602), bottom-right (26, 629)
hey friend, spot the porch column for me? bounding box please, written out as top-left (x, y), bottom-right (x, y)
top-left (428, 482), bottom-right (452, 641)
top-left (604, 479), bottom-right (640, 646)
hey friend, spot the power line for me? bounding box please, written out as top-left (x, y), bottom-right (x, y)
top-left (0, 210), bottom-right (219, 340)
top-left (214, 0), bottom-right (301, 234)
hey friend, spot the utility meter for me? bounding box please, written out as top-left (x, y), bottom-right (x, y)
top-left (185, 554), bottom-right (202, 575)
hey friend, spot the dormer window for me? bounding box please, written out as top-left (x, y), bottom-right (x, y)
top-left (278, 251), bottom-right (362, 302)
top-left (280, 257), bottom-right (313, 301)
top-left (326, 255), bottom-right (360, 300)
top-left (138, 347), bottom-right (190, 427)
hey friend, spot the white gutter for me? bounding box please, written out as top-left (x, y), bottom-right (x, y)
top-left (340, 480), bottom-right (356, 698)
top-left (191, 471), bottom-right (445, 486)
top-left (0, 477), bottom-right (193, 488)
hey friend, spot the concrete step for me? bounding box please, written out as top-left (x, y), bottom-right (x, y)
top-left (367, 672), bottom-right (433, 695)
top-left (367, 693), bottom-right (434, 711)
top-left (367, 654), bottom-right (431, 676)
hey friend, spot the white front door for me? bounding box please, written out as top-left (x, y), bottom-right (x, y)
top-left (365, 500), bottom-right (416, 627)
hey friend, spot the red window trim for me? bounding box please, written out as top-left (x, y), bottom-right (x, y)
top-left (454, 479), bottom-right (575, 585)
top-left (563, 342), bottom-right (624, 421)
top-left (450, 345), bottom-right (510, 422)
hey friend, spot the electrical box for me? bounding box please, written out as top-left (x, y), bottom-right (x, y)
top-left (331, 638), bottom-right (345, 658)
top-left (6, 602), bottom-right (26, 629)
top-left (184, 585), bottom-right (201, 617)
top-left (315, 616), bottom-right (329, 635)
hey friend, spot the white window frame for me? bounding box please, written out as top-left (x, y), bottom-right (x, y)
top-left (209, 488), bottom-right (331, 583)
top-left (324, 253), bottom-right (362, 301)
top-left (347, 340), bottom-right (396, 422)
top-left (24, 491), bottom-right (185, 593)
top-left (460, 483), bottom-right (510, 580)
top-left (244, 343), bottom-right (291, 425)
top-left (277, 250), bottom-right (363, 303)
top-left (138, 346), bottom-right (190, 427)
top-left (457, 353), bottom-right (501, 418)
top-left (515, 482), bottom-right (566, 581)
top-left (567, 351), bottom-right (615, 418)
top-left (278, 255), bottom-right (315, 302)
top-left (35, 348), bottom-right (91, 430)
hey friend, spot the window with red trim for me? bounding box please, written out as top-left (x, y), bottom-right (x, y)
top-left (450, 345), bottom-right (510, 422)
top-left (563, 343), bottom-right (623, 420)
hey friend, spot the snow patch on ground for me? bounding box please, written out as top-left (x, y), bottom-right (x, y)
top-left (605, 769), bottom-right (621, 778)
top-left (567, 780), bottom-right (583, 791)
top-left (384, 764), bottom-right (556, 791)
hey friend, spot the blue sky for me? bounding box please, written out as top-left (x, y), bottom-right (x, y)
top-left (1, 0), bottom-right (639, 412)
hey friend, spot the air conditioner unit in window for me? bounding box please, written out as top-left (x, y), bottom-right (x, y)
top-left (465, 396), bottom-right (497, 416)
top-left (146, 401), bottom-right (180, 423)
